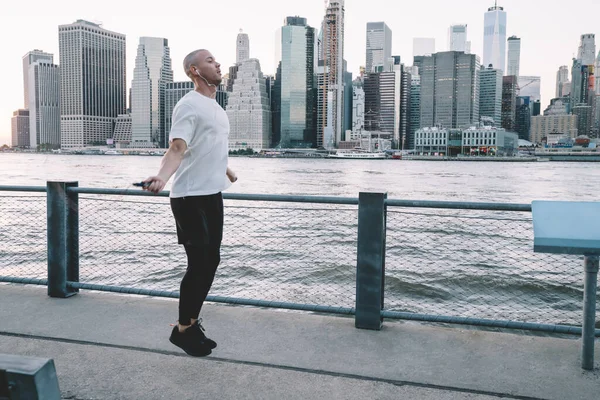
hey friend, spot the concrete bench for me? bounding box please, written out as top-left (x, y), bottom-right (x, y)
top-left (0, 354), bottom-right (60, 400)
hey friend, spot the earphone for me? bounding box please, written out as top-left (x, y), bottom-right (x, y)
top-left (195, 68), bottom-right (217, 88)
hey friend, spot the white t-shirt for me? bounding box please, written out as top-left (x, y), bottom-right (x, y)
top-left (169, 90), bottom-right (231, 198)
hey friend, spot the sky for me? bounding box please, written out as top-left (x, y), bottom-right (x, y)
top-left (1, 0), bottom-right (599, 146)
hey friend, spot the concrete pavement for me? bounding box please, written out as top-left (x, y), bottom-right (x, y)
top-left (0, 284), bottom-right (598, 399)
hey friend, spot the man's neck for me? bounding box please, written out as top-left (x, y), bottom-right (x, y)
top-left (195, 85), bottom-right (217, 99)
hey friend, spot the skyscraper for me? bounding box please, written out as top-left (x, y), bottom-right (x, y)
top-left (572, 104), bottom-right (593, 135)
top-left (515, 96), bottom-right (531, 140)
top-left (113, 114), bottom-right (133, 145)
top-left (11, 109), bottom-right (30, 148)
top-left (236, 31), bottom-right (250, 64)
top-left (577, 34), bottom-right (596, 65)
top-left (226, 59), bottom-right (271, 151)
top-left (366, 22), bottom-right (392, 73)
top-left (420, 51), bottom-right (480, 129)
top-left (22, 50), bottom-right (53, 108)
top-left (350, 81), bottom-right (365, 141)
top-left (571, 60), bottom-right (595, 106)
top-left (318, 0), bottom-right (345, 148)
top-left (501, 76), bottom-right (518, 131)
top-left (164, 81), bottom-right (194, 141)
top-left (479, 65), bottom-right (503, 126)
top-left (571, 58), bottom-right (583, 106)
top-left (571, 63), bottom-right (596, 136)
top-left (483, 2), bottom-right (507, 72)
top-left (277, 17), bottom-right (316, 148)
top-left (130, 37), bottom-right (173, 148)
top-left (59, 20), bottom-right (126, 149)
top-left (28, 62), bottom-right (61, 149)
top-left (163, 81), bottom-right (228, 138)
top-left (506, 36), bottom-right (520, 76)
top-left (413, 38), bottom-right (435, 57)
top-left (408, 73), bottom-right (421, 149)
top-left (363, 58), bottom-right (409, 148)
top-left (271, 63), bottom-right (282, 147)
top-left (596, 51), bottom-right (600, 95)
top-left (448, 25), bottom-right (469, 53)
top-left (556, 65), bottom-right (570, 98)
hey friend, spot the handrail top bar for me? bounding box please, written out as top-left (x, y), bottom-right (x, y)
top-left (225, 193), bottom-right (359, 205)
top-left (68, 187), bottom-right (170, 197)
top-left (1, 184), bottom-right (531, 210)
top-left (386, 199), bottom-right (532, 212)
top-left (0, 185), bottom-right (47, 193)
top-left (65, 187), bottom-right (360, 204)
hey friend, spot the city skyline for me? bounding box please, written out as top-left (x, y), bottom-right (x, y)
top-left (2, 0), bottom-right (599, 145)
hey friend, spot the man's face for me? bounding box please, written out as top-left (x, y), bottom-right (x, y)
top-left (192, 51), bottom-right (222, 85)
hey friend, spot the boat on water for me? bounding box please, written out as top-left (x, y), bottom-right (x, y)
top-left (328, 151), bottom-right (387, 159)
top-left (104, 150), bottom-right (123, 155)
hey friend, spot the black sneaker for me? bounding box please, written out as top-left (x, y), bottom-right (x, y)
top-left (194, 320), bottom-right (217, 350)
top-left (169, 324), bottom-right (212, 357)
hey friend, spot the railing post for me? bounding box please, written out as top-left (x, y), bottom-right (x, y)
top-left (355, 192), bottom-right (387, 330)
top-left (47, 181), bottom-right (79, 298)
top-left (582, 255), bottom-right (599, 370)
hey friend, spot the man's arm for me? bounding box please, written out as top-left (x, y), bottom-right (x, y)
top-left (143, 139), bottom-right (187, 194)
top-left (226, 166), bottom-right (237, 183)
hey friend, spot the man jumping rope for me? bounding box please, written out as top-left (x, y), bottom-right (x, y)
top-left (142, 49), bottom-right (237, 357)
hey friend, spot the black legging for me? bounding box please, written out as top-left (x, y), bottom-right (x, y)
top-left (179, 243), bottom-right (221, 325)
top-left (170, 193), bottom-right (223, 326)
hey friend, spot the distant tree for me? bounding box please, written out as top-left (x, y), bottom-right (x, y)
top-left (229, 148), bottom-right (256, 156)
top-left (36, 143), bottom-right (61, 152)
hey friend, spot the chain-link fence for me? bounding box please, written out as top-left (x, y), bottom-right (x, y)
top-left (0, 194), bottom-right (47, 279)
top-left (77, 195), bottom-right (358, 308)
top-left (385, 207), bottom-right (587, 326)
top-left (2, 187), bottom-right (595, 330)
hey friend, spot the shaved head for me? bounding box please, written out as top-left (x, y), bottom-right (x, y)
top-left (183, 49), bottom-right (208, 78)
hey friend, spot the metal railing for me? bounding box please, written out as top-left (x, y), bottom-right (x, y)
top-left (0, 182), bottom-right (598, 339)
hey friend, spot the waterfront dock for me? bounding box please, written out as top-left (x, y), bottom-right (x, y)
top-left (0, 284), bottom-right (598, 400)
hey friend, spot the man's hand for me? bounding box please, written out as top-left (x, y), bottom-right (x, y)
top-left (226, 167), bottom-right (237, 183)
top-left (142, 176), bottom-right (167, 194)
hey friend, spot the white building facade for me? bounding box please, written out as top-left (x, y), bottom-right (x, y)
top-left (11, 109), bottom-right (30, 148)
top-left (578, 34), bottom-right (596, 65)
top-left (530, 115), bottom-right (578, 144)
top-left (130, 37), bottom-right (173, 148)
top-left (415, 125), bottom-right (518, 156)
top-left (556, 66), bottom-right (570, 98)
top-left (28, 62), bottom-right (61, 149)
top-left (483, 4), bottom-right (507, 72)
top-left (462, 126), bottom-right (518, 156)
top-left (366, 22), bottom-right (392, 73)
top-left (448, 25), bottom-right (469, 53)
top-left (479, 66), bottom-right (503, 126)
top-left (349, 85), bottom-right (365, 141)
top-left (236, 31), bottom-right (250, 64)
top-left (318, 0), bottom-right (346, 148)
top-left (226, 59), bottom-right (271, 151)
top-left (22, 50), bottom-right (53, 108)
top-left (59, 20), bottom-right (126, 149)
top-left (113, 114), bottom-right (133, 145)
top-left (506, 36), bottom-right (520, 76)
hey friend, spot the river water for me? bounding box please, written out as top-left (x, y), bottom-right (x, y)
top-left (0, 153), bottom-right (598, 326)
